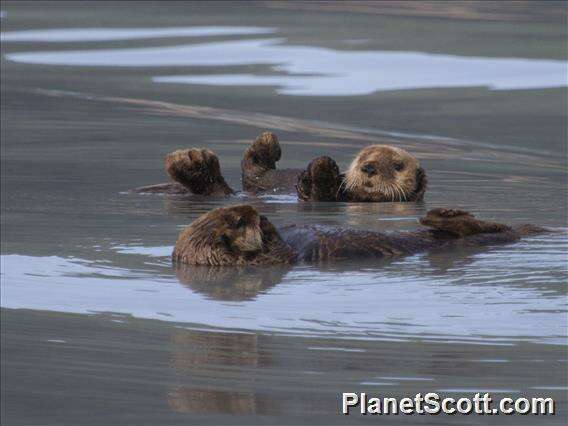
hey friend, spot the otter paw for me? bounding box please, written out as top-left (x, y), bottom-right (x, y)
top-left (426, 208), bottom-right (473, 219)
top-left (420, 208), bottom-right (511, 237)
top-left (164, 148), bottom-right (225, 195)
top-left (296, 156), bottom-right (342, 201)
top-left (245, 132), bottom-right (282, 170)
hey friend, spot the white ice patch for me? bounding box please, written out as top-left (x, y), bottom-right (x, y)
top-left (4, 38), bottom-right (565, 95)
top-left (0, 26), bottom-right (276, 42)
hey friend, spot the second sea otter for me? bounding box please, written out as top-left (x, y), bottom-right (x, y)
top-left (172, 205), bottom-right (547, 266)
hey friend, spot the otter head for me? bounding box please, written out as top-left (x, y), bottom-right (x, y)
top-left (344, 145), bottom-right (427, 202)
top-left (165, 148), bottom-right (232, 195)
top-left (214, 205), bottom-right (264, 254)
top-left (172, 205), bottom-right (293, 266)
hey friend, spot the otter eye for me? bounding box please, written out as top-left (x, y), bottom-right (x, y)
top-left (394, 161), bottom-right (405, 172)
top-left (236, 217), bottom-right (247, 228)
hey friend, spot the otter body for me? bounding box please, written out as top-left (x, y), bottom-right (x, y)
top-left (132, 132), bottom-right (427, 202)
top-left (172, 205), bottom-right (547, 266)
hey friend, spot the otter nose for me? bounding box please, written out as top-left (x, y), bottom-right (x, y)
top-left (361, 164), bottom-right (376, 176)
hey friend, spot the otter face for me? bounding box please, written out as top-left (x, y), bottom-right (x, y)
top-left (173, 204), bottom-right (295, 266)
top-left (215, 205), bottom-right (263, 254)
top-left (344, 145), bottom-right (425, 202)
top-left (172, 205), bottom-right (264, 266)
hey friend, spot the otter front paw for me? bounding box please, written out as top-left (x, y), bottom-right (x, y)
top-left (246, 132), bottom-right (281, 169)
top-left (426, 208), bottom-right (473, 219)
top-left (164, 148), bottom-right (233, 196)
top-left (241, 132), bottom-right (283, 192)
top-left (241, 132), bottom-right (281, 175)
top-left (296, 156), bottom-right (342, 201)
top-left (420, 208), bottom-right (511, 237)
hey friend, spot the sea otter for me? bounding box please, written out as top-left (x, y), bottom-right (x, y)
top-left (296, 146), bottom-right (427, 202)
top-left (132, 131), bottom-right (427, 202)
top-left (172, 205), bottom-right (547, 266)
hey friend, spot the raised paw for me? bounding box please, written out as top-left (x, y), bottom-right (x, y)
top-left (296, 156), bottom-right (342, 201)
top-left (164, 148), bottom-right (233, 196)
top-left (420, 208), bottom-right (510, 237)
top-left (425, 208), bottom-right (473, 219)
top-left (242, 132), bottom-right (281, 170)
top-left (241, 132), bottom-right (283, 192)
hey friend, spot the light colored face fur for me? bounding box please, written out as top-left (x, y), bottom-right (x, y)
top-left (205, 205), bottom-right (264, 255)
top-left (172, 205), bottom-right (265, 266)
top-left (219, 210), bottom-right (263, 253)
top-left (344, 145), bottom-right (420, 202)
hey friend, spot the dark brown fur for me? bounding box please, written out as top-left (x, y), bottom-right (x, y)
top-left (419, 208), bottom-right (512, 237)
top-left (132, 148), bottom-right (234, 196)
top-left (173, 205), bottom-right (549, 266)
top-left (296, 156), bottom-right (343, 201)
top-left (172, 205), bottom-right (295, 266)
top-left (241, 132), bottom-right (302, 194)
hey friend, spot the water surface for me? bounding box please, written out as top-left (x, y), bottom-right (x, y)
top-left (1, 2), bottom-right (567, 425)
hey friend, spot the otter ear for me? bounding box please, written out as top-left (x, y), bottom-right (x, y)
top-left (412, 167), bottom-right (427, 201)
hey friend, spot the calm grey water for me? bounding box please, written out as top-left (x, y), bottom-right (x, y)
top-left (1, 2), bottom-right (567, 425)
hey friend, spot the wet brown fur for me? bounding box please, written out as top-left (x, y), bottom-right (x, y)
top-left (164, 148), bottom-right (234, 196)
top-left (173, 205), bottom-right (549, 266)
top-left (296, 156), bottom-right (343, 201)
top-left (419, 208), bottom-right (512, 237)
top-left (172, 205), bottom-right (295, 266)
top-left (342, 145), bottom-right (427, 202)
top-left (241, 132), bottom-right (301, 194)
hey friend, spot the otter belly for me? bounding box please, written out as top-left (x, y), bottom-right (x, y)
top-left (278, 225), bottom-right (404, 262)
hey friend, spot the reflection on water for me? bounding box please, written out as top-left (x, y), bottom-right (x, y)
top-left (175, 263), bottom-right (289, 301)
top-left (163, 322), bottom-right (567, 418)
top-left (168, 328), bottom-right (266, 415)
top-left (2, 307), bottom-right (565, 424)
top-left (5, 38), bottom-right (567, 95)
